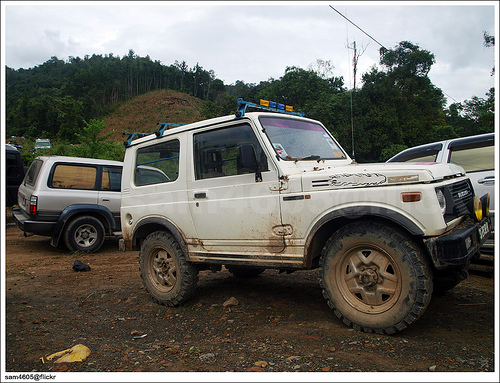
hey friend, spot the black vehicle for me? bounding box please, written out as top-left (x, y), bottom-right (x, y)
top-left (8, 140), bottom-right (23, 149)
top-left (5, 145), bottom-right (26, 207)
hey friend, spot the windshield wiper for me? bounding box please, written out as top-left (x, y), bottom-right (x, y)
top-left (295, 155), bottom-right (321, 163)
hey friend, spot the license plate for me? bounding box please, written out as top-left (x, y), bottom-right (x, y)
top-left (478, 220), bottom-right (490, 241)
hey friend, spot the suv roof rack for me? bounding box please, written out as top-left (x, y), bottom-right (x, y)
top-left (123, 122), bottom-right (185, 148)
top-left (235, 98), bottom-right (304, 118)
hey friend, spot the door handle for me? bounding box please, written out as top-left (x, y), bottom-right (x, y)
top-left (478, 177), bottom-right (494, 185)
top-left (194, 192), bottom-right (207, 199)
top-left (102, 198), bottom-right (110, 202)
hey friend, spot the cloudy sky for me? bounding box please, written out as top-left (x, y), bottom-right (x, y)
top-left (1, 1), bottom-right (498, 105)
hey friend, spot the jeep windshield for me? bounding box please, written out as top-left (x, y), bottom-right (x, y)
top-left (259, 116), bottom-right (347, 161)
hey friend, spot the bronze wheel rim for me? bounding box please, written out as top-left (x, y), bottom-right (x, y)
top-left (334, 244), bottom-right (402, 314)
top-left (148, 248), bottom-right (178, 293)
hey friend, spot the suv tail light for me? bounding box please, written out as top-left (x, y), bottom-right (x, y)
top-left (30, 195), bottom-right (38, 216)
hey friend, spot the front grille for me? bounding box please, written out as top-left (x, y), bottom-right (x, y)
top-left (441, 180), bottom-right (473, 222)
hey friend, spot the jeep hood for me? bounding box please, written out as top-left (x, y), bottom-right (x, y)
top-left (301, 162), bottom-right (465, 191)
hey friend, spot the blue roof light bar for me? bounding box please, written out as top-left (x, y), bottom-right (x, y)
top-left (235, 98), bottom-right (305, 119)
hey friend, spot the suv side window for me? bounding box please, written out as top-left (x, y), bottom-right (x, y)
top-left (391, 143), bottom-right (443, 163)
top-left (449, 144), bottom-right (494, 173)
top-left (135, 140), bottom-right (179, 186)
top-left (102, 166), bottom-right (122, 191)
top-left (50, 164), bottom-right (97, 189)
top-left (193, 124), bottom-right (269, 180)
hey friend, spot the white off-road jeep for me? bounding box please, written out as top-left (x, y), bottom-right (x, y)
top-left (120, 99), bottom-right (491, 334)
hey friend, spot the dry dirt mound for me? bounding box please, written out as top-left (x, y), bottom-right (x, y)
top-left (102, 89), bottom-right (204, 143)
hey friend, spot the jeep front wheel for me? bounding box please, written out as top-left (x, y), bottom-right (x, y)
top-left (64, 216), bottom-right (105, 253)
top-left (320, 221), bottom-right (433, 335)
top-left (139, 231), bottom-right (198, 306)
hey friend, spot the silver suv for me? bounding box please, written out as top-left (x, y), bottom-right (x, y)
top-left (13, 156), bottom-right (123, 252)
top-left (387, 133), bottom-right (495, 251)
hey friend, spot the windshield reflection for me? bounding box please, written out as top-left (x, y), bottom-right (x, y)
top-left (259, 116), bottom-right (346, 161)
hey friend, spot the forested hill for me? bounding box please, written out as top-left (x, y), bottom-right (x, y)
top-left (5, 43), bottom-right (495, 163)
top-left (5, 51), bottom-right (225, 140)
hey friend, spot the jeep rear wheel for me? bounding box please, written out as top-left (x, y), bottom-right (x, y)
top-left (139, 231), bottom-right (198, 306)
top-left (64, 216), bottom-right (105, 253)
top-left (320, 221), bottom-right (433, 335)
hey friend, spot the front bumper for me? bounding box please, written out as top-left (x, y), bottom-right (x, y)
top-left (12, 208), bottom-right (56, 236)
top-left (424, 216), bottom-right (491, 269)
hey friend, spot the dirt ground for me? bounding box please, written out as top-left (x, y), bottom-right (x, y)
top-left (3, 213), bottom-right (497, 379)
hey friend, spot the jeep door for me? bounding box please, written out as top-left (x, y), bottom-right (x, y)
top-left (187, 122), bottom-right (284, 263)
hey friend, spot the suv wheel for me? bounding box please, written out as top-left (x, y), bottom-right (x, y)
top-left (320, 221), bottom-right (433, 335)
top-left (139, 231), bottom-right (198, 306)
top-left (64, 216), bottom-right (105, 253)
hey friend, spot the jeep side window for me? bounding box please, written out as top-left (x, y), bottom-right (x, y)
top-left (135, 140), bottom-right (179, 186)
top-left (50, 164), bottom-right (97, 189)
top-left (193, 124), bottom-right (269, 180)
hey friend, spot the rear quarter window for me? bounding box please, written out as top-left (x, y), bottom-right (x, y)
top-left (101, 166), bottom-right (123, 191)
top-left (50, 164), bottom-right (97, 189)
top-left (24, 159), bottom-right (43, 187)
top-left (135, 140), bottom-right (179, 186)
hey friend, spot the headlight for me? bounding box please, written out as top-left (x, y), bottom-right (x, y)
top-left (481, 193), bottom-right (490, 217)
top-left (436, 189), bottom-right (446, 214)
top-left (472, 196), bottom-right (483, 221)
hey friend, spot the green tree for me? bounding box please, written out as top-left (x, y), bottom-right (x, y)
top-left (70, 119), bottom-right (124, 160)
top-left (380, 40), bottom-right (435, 78)
top-left (257, 66), bottom-right (344, 108)
top-left (56, 96), bottom-right (84, 143)
top-left (483, 31), bottom-right (495, 75)
top-left (455, 88), bottom-right (495, 136)
top-left (353, 41), bottom-right (449, 162)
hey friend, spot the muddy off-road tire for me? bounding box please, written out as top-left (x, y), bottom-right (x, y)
top-left (320, 221), bottom-right (433, 335)
top-left (227, 266), bottom-right (265, 278)
top-left (139, 231), bottom-right (198, 306)
top-left (64, 216), bottom-right (105, 253)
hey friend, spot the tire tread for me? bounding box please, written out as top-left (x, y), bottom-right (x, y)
top-left (319, 221), bottom-right (433, 335)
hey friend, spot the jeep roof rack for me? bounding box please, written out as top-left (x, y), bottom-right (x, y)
top-left (235, 98), bottom-right (304, 118)
top-left (123, 122), bottom-right (185, 148)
